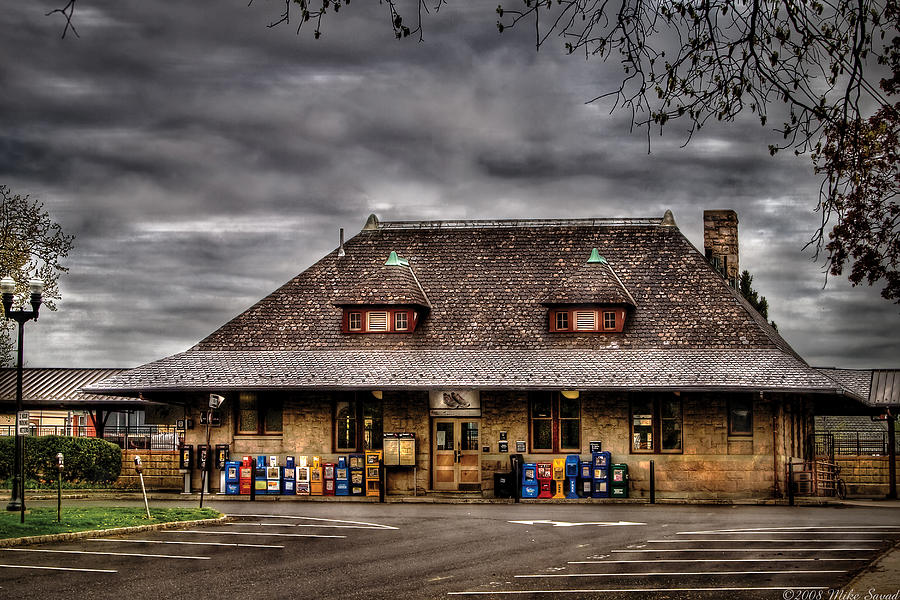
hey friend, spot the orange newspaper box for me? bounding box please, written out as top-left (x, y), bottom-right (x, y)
top-left (365, 450), bottom-right (382, 497)
top-left (310, 456), bottom-right (323, 496)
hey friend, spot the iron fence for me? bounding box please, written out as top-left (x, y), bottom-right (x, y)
top-left (0, 425), bottom-right (180, 451)
top-left (814, 431), bottom-right (899, 458)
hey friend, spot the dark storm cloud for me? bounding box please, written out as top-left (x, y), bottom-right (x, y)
top-left (2, 0), bottom-right (897, 368)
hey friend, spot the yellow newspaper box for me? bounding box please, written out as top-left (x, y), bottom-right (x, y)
top-left (552, 457), bottom-right (566, 499)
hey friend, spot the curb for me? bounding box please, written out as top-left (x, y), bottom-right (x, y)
top-left (0, 514), bottom-right (230, 548)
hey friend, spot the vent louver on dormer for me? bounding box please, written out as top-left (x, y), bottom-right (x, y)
top-left (575, 311), bottom-right (596, 331)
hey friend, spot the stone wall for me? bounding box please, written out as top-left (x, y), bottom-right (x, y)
top-left (117, 450), bottom-right (182, 490)
top-left (477, 391), bottom-right (810, 500)
top-left (172, 388), bottom-right (812, 500)
top-left (835, 455), bottom-right (900, 497)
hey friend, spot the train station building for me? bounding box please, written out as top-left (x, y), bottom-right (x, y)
top-left (86, 210), bottom-right (875, 500)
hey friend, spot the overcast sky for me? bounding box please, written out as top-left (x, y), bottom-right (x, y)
top-left (1, 1), bottom-right (897, 370)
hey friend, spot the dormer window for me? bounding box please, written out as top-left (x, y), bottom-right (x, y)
top-left (549, 307), bottom-right (626, 333)
top-left (343, 308), bottom-right (418, 333)
top-left (543, 248), bottom-right (635, 335)
top-left (335, 251), bottom-right (431, 335)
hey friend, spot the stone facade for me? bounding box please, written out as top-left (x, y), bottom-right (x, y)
top-left (168, 388), bottom-right (813, 500)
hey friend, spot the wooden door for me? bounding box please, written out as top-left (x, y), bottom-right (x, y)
top-left (432, 418), bottom-right (481, 490)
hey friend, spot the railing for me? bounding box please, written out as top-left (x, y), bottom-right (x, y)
top-left (814, 431), bottom-right (898, 457)
top-left (788, 458), bottom-right (841, 498)
top-left (0, 425), bottom-right (180, 452)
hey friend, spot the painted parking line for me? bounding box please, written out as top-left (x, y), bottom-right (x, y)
top-left (569, 558), bottom-right (869, 564)
top-left (165, 530), bottom-right (345, 538)
top-left (611, 547), bottom-right (877, 553)
top-left (514, 570), bottom-right (847, 578)
top-left (234, 515), bottom-right (397, 530)
top-left (448, 587), bottom-right (829, 595)
top-left (89, 539), bottom-right (284, 549)
top-left (2, 548), bottom-right (209, 560)
top-left (647, 538), bottom-right (886, 543)
top-left (226, 522), bottom-right (386, 530)
top-left (0, 564), bottom-right (117, 573)
top-left (677, 526), bottom-right (900, 534)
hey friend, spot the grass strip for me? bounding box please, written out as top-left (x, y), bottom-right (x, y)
top-left (0, 507), bottom-right (221, 539)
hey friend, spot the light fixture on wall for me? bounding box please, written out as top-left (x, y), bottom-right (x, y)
top-left (561, 390), bottom-right (580, 399)
top-left (371, 391), bottom-right (383, 399)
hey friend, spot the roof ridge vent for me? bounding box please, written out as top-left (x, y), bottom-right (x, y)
top-left (385, 251), bottom-right (402, 266)
top-left (586, 248), bottom-right (608, 264)
top-left (660, 209), bottom-right (676, 227)
top-left (363, 214), bottom-right (380, 231)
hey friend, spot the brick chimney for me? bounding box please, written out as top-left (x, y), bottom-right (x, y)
top-left (703, 210), bottom-right (739, 286)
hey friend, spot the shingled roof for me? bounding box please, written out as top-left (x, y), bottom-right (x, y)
top-left (334, 251), bottom-right (430, 308)
top-left (542, 248), bottom-right (636, 306)
top-left (86, 214), bottom-right (844, 395)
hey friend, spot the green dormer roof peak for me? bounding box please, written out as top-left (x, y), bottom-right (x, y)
top-left (384, 251), bottom-right (410, 267)
top-left (587, 248), bottom-right (607, 264)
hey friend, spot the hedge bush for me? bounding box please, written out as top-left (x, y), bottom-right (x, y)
top-left (0, 436), bottom-right (121, 485)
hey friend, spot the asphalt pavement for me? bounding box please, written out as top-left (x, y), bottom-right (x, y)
top-left (2, 497), bottom-right (900, 599)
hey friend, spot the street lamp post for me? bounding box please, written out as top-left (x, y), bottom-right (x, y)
top-left (1, 276), bottom-right (44, 521)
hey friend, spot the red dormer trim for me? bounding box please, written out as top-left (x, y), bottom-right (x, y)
top-left (549, 307), bottom-right (627, 333)
top-left (342, 307), bottom-right (421, 334)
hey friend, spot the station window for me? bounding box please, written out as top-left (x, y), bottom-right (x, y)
top-left (236, 392), bottom-right (283, 435)
top-left (334, 393), bottom-right (383, 452)
top-left (728, 396), bottom-right (753, 436)
top-left (630, 394), bottom-right (682, 453)
top-left (529, 392), bottom-right (581, 453)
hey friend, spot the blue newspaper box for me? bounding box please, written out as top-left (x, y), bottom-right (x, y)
top-left (255, 455), bottom-right (268, 494)
top-left (565, 455), bottom-right (580, 499)
top-left (224, 460), bottom-right (240, 495)
top-left (285, 456), bottom-right (295, 469)
top-left (335, 456), bottom-right (349, 496)
top-left (592, 451), bottom-right (611, 469)
top-left (579, 460), bottom-right (592, 497)
top-left (592, 478), bottom-right (610, 498)
top-left (565, 455), bottom-right (580, 478)
top-left (349, 454), bottom-right (365, 496)
top-left (521, 462), bottom-right (538, 498)
top-left (282, 466), bottom-right (296, 495)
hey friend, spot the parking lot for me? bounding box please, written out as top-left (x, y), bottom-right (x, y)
top-left (2, 501), bottom-right (898, 599)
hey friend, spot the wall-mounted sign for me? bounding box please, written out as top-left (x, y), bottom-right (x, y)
top-left (429, 390), bottom-right (481, 417)
top-left (499, 441), bottom-right (509, 453)
top-left (499, 431), bottom-right (508, 441)
top-left (589, 440), bottom-right (602, 453)
top-left (515, 440), bottom-right (526, 453)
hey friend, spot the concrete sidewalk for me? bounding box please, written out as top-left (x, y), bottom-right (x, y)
top-left (845, 499), bottom-right (900, 597)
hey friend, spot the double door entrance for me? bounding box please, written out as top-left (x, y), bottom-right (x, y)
top-left (432, 418), bottom-right (480, 491)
